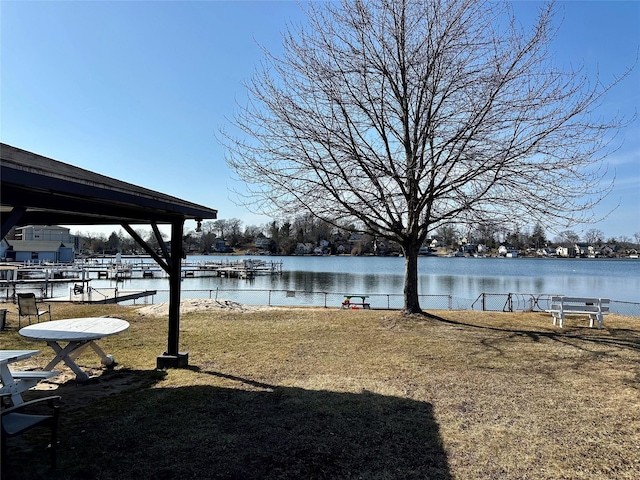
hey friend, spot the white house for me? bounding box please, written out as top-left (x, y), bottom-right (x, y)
top-left (498, 245), bottom-right (518, 257)
top-left (555, 246), bottom-right (576, 258)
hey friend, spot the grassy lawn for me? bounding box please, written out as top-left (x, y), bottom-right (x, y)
top-left (1, 302), bottom-right (639, 479)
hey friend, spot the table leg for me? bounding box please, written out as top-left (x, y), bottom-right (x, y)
top-left (0, 364), bottom-right (24, 405)
top-left (88, 341), bottom-right (115, 366)
top-left (69, 342), bottom-right (91, 360)
top-left (44, 341), bottom-right (91, 382)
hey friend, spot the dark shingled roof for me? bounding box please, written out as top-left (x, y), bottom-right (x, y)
top-left (1, 143), bottom-right (218, 228)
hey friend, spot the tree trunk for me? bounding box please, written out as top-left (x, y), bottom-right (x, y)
top-left (403, 243), bottom-right (422, 314)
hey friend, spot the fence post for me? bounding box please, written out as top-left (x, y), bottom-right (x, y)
top-left (268, 290), bottom-right (272, 306)
top-left (505, 293), bottom-right (513, 312)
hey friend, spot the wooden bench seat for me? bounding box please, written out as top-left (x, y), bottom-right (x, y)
top-left (546, 296), bottom-right (610, 329)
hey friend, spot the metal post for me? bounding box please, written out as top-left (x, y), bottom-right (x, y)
top-left (157, 220), bottom-right (188, 369)
top-left (167, 221), bottom-right (182, 356)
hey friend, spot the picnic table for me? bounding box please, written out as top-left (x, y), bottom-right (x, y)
top-left (19, 317), bottom-right (129, 382)
top-left (341, 295), bottom-right (371, 309)
top-left (0, 350), bottom-right (58, 405)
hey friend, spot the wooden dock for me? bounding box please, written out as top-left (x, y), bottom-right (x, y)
top-left (2, 258), bottom-right (283, 283)
top-left (0, 278), bottom-right (88, 302)
top-left (49, 287), bottom-right (157, 304)
top-left (77, 259), bottom-right (283, 280)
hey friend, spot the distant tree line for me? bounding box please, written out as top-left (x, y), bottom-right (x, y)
top-left (74, 217), bottom-right (640, 257)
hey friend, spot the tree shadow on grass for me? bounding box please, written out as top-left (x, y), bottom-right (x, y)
top-left (423, 312), bottom-right (640, 355)
top-left (4, 370), bottom-right (451, 480)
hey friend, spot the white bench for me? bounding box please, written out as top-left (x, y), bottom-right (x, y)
top-left (2, 370), bottom-right (59, 404)
top-left (9, 370), bottom-right (59, 381)
top-left (546, 296), bottom-right (610, 329)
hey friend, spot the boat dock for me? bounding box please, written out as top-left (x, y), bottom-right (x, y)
top-left (0, 257), bottom-right (282, 302)
top-left (48, 287), bottom-right (157, 304)
top-left (80, 259), bottom-right (283, 280)
top-left (1, 258), bottom-right (283, 283)
top-left (187, 259), bottom-right (283, 279)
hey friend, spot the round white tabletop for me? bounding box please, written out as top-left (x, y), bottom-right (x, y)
top-left (19, 317), bottom-right (130, 342)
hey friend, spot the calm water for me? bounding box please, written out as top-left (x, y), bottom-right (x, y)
top-left (74, 255), bottom-right (640, 307)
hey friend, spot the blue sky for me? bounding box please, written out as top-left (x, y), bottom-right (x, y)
top-left (2, 1), bottom-right (639, 241)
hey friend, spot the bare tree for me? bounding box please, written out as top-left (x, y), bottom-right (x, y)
top-left (555, 229), bottom-right (580, 247)
top-left (222, 0), bottom-right (632, 313)
top-left (212, 219), bottom-right (230, 240)
top-left (584, 228), bottom-right (604, 245)
top-left (243, 224), bottom-right (264, 241)
top-left (227, 218), bottom-right (244, 245)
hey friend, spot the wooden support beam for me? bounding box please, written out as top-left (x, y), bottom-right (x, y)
top-left (157, 220), bottom-right (188, 369)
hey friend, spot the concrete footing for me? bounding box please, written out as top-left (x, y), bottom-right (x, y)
top-left (156, 352), bottom-right (189, 369)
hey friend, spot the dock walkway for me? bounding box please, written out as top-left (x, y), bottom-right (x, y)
top-left (48, 287), bottom-right (157, 304)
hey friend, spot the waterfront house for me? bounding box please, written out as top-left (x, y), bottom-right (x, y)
top-left (295, 243), bottom-right (314, 255)
top-left (599, 244), bottom-right (619, 257)
top-left (574, 243), bottom-right (595, 257)
top-left (3, 239), bottom-right (75, 263)
top-left (498, 245), bottom-right (519, 257)
top-left (212, 240), bottom-right (233, 253)
top-left (556, 246), bottom-right (575, 258)
top-left (14, 225), bottom-right (74, 243)
top-left (255, 237), bottom-right (272, 250)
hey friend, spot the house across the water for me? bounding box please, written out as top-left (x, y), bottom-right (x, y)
top-left (3, 225), bottom-right (76, 262)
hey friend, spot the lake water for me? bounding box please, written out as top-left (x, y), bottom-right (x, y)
top-left (74, 255), bottom-right (640, 311)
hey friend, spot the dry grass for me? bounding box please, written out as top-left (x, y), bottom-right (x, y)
top-left (1, 302), bottom-right (639, 479)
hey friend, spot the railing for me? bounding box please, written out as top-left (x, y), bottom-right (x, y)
top-left (176, 289), bottom-right (453, 311)
top-left (6, 284), bottom-right (638, 316)
top-left (471, 292), bottom-right (640, 317)
top-left (118, 288), bottom-right (638, 316)
top-left (471, 293), bottom-right (556, 313)
top-left (68, 286), bottom-right (114, 304)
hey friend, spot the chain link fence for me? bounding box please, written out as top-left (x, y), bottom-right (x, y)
top-left (469, 293), bottom-right (640, 317)
top-left (609, 300), bottom-right (640, 317)
top-left (4, 284), bottom-right (638, 317)
top-left (165, 289), bottom-right (454, 310)
top-left (118, 288), bottom-right (639, 317)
